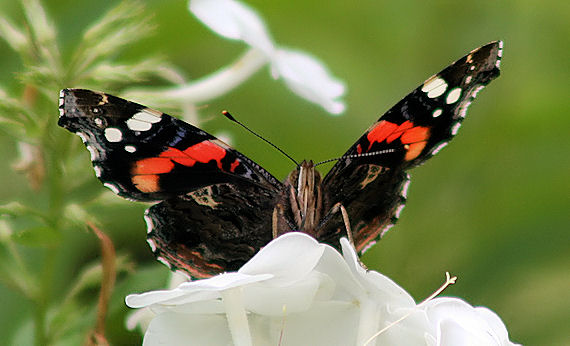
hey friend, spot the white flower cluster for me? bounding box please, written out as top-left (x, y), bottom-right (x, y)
top-left (126, 233), bottom-right (519, 346)
top-left (132, 0), bottom-right (345, 117)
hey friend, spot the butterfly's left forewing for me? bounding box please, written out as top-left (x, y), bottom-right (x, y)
top-left (58, 89), bottom-right (281, 201)
top-left (58, 89), bottom-right (283, 277)
top-left (320, 41), bottom-right (502, 253)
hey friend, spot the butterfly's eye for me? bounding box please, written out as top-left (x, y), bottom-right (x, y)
top-left (94, 117), bottom-right (107, 128)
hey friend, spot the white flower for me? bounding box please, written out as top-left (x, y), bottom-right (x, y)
top-left (188, 0), bottom-right (345, 114)
top-left (126, 233), bottom-right (519, 346)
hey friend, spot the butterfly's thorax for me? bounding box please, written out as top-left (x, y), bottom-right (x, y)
top-left (284, 160), bottom-right (323, 234)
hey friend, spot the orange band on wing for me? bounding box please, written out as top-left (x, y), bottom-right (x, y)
top-left (132, 174), bottom-right (160, 193)
top-left (132, 157), bottom-right (175, 175)
top-left (163, 141), bottom-right (227, 169)
top-left (131, 140), bottom-right (230, 193)
top-left (401, 126), bottom-right (430, 144)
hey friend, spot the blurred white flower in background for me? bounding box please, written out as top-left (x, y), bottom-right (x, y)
top-left (127, 0), bottom-right (345, 115)
top-left (126, 233), bottom-right (519, 346)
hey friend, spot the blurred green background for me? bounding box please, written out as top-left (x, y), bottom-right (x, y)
top-left (0, 0), bottom-right (567, 344)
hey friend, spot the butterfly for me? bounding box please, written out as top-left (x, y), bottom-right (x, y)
top-left (58, 41), bottom-right (502, 278)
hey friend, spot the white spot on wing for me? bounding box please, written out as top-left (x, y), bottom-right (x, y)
top-left (124, 145), bottom-right (136, 153)
top-left (432, 108), bottom-right (443, 118)
top-left (451, 122), bottom-right (462, 136)
top-left (458, 100), bottom-right (472, 118)
top-left (86, 145), bottom-right (98, 161)
top-left (158, 257), bottom-right (172, 269)
top-left (360, 240), bottom-right (377, 254)
top-left (103, 182), bottom-right (120, 194)
top-left (147, 238), bottom-right (157, 252)
top-left (76, 131), bottom-right (88, 144)
top-left (132, 109), bottom-right (162, 123)
top-left (94, 118), bottom-right (103, 127)
top-left (431, 142), bottom-right (449, 156)
top-left (421, 76), bottom-right (448, 98)
top-left (144, 212), bottom-right (154, 234)
top-left (446, 88), bottom-right (462, 104)
top-left (126, 118), bottom-right (152, 131)
top-left (94, 165), bottom-right (102, 177)
top-left (104, 127), bottom-right (123, 142)
top-left (469, 65), bottom-right (475, 71)
top-left (58, 90), bottom-right (65, 117)
top-left (496, 41), bottom-right (503, 68)
top-left (465, 75), bottom-right (472, 84)
top-left (395, 204), bottom-right (406, 219)
top-left (400, 177), bottom-right (411, 198)
top-left (471, 85), bottom-right (485, 98)
top-left (380, 224), bottom-right (394, 238)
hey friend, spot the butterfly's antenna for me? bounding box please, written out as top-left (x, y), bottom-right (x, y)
top-left (314, 149), bottom-right (396, 167)
top-left (222, 110), bottom-right (299, 166)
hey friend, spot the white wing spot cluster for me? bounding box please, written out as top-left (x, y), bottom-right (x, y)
top-left (124, 145), bottom-right (137, 153)
top-left (126, 109), bottom-right (162, 132)
top-left (432, 108), bottom-right (443, 118)
top-left (496, 41), bottom-right (504, 68)
top-left (104, 127), bottom-right (123, 142)
top-left (58, 90), bottom-right (65, 116)
top-left (446, 87), bottom-right (462, 104)
top-left (421, 76), bottom-right (448, 98)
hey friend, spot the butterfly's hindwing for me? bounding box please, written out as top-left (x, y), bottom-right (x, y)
top-left (146, 183), bottom-right (277, 278)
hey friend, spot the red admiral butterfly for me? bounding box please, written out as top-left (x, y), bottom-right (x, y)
top-left (58, 41), bottom-right (502, 278)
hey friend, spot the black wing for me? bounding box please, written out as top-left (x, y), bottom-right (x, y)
top-left (58, 89), bottom-right (282, 277)
top-left (146, 183), bottom-right (276, 278)
top-left (320, 41), bottom-right (503, 254)
top-left (58, 89), bottom-right (281, 201)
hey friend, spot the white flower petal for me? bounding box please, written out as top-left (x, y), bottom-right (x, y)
top-left (126, 272), bottom-right (271, 308)
top-left (189, 0), bottom-right (274, 56)
top-left (424, 297), bottom-right (520, 345)
top-left (340, 238), bottom-right (415, 308)
top-left (143, 312), bottom-right (231, 346)
top-left (273, 48), bottom-right (346, 114)
top-left (239, 232), bottom-right (325, 284)
top-left (243, 271), bottom-right (329, 316)
top-left (251, 301), bottom-right (361, 346)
